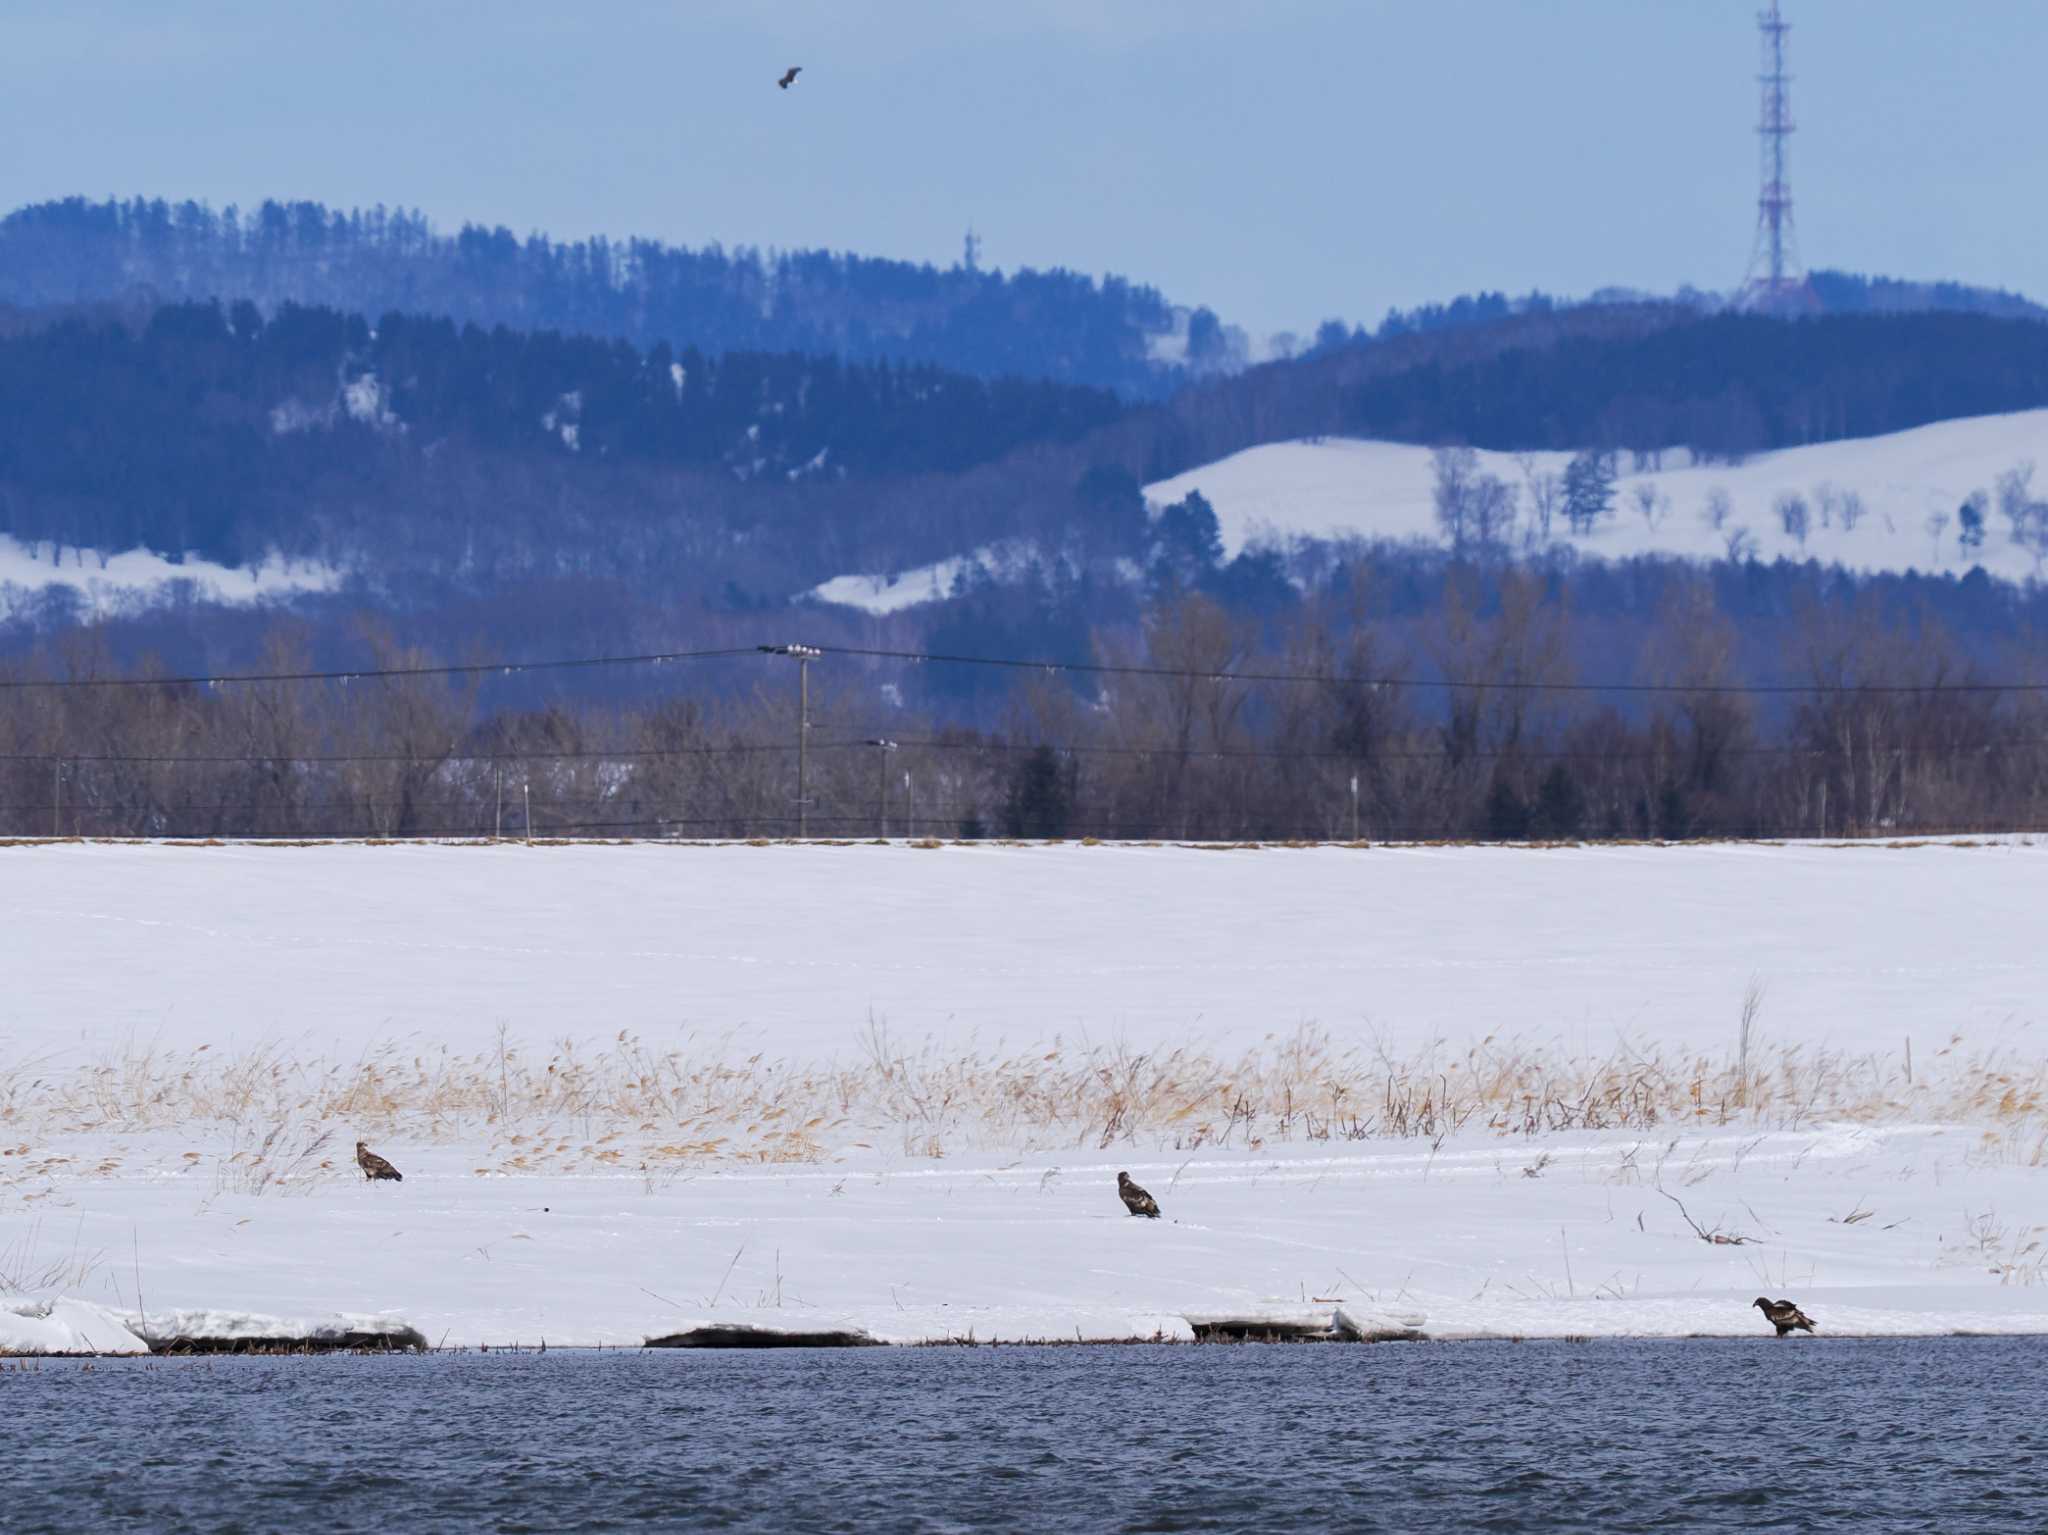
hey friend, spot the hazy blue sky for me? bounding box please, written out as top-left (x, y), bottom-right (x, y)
top-left (3, 1), bottom-right (2043, 334)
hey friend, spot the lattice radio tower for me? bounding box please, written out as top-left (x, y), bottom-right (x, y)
top-left (1736, 1), bottom-right (1817, 312)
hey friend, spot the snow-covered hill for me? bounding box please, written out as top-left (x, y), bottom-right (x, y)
top-left (807, 411), bottom-right (2048, 615)
top-left (0, 535), bottom-right (340, 620)
top-left (1145, 409), bottom-right (2048, 574)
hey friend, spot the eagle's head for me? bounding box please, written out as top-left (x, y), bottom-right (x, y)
top-left (1117, 1171), bottom-right (1131, 1185)
top-left (1751, 1297), bottom-right (1773, 1311)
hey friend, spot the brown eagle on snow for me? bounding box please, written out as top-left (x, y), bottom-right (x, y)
top-left (1117, 1171), bottom-right (1160, 1219)
top-left (1754, 1296), bottom-right (1815, 1336)
top-left (356, 1141), bottom-right (403, 1183)
top-left (777, 67), bottom-right (801, 90)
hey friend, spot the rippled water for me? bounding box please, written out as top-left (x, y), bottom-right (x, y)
top-left (3, 1338), bottom-right (2043, 1532)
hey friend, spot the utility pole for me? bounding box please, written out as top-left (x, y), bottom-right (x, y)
top-left (494, 763), bottom-right (503, 841)
top-left (903, 769), bottom-right (913, 840)
top-left (865, 739), bottom-right (899, 837)
top-left (759, 644), bottom-right (823, 836)
top-left (1350, 773), bottom-right (1360, 843)
top-left (52, 759), bottom-right (62, 838)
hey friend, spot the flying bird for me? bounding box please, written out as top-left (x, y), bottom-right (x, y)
top-left (1753, 1296), bottom-right (1815, 1336)
top-left (356, 1141), bottom-right (403, 1183)
top-left (1117, 1171), bottom-right (1160, 1219)
top-left (777, 67), bottom-right (801, 90)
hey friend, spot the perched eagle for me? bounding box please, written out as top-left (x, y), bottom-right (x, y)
top-left (1753, 1296), bottom-right (1815, 1336)
top-left (777, 67), bottom-right (801, 90)
top-left (1117, 1171), bottom-right (1160, 1219)
top-left (356, 1141), bottom-right (403, 1183)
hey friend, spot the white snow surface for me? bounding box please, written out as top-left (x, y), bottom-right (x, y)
top-left (3, 839), bottom-right (2044, 1349)
top-left (1143, 410), bottom-right (2048, 571)
top-left (6, 839), bottom-right (2041, 1064)
top-left (1, 1298), bottom-right (149, 1355)
top-left (808, 554), bottom-right (981, 615)
top-left (806, 540), bottom-right (1049, 616)
top-left (0, 534), bottom-right (340, 618)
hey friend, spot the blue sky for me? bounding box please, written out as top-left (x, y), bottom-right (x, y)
top-left (3, 1), bottom-right (2044, 334)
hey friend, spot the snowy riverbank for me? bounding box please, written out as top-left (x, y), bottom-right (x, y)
top-left (7, 1124), bottom-right (2046, 1352)
top-left (4, 839), bottom-right (2043, 1350)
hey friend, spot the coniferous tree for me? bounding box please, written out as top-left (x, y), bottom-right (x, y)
top-left (1563, 451), bottom-right (1616, 534)
top-left (1001, 746), bottom-right (1073, 838)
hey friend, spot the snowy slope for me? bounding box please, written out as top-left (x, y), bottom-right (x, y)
top-left (3, 840), bottom-right (2044, 1349)
top-left (807, 411), bottom-right (2048, 614)
top-left (809, 555), bottom-right (982, 615)
top-left (1143, 410), bottom-right (2048, 572)
top-left (0, 535), bottom-right (340, 618)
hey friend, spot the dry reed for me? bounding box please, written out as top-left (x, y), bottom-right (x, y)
top-left (2, 1024), bottom-right (2043, 1175)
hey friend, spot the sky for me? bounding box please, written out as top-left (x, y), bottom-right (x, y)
top-left (2, 1), bottom-right (2045, 337)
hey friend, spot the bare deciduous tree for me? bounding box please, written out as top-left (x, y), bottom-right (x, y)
top-left (1775, 493), bottom-right (1811, 546)
top-left (1632, 482), bottom-right (1670, 532)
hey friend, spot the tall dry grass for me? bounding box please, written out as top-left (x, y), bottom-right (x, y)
top-left (2, 1024), bottom-right (2043, 1174)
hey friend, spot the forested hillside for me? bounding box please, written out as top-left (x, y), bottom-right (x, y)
top-left (8, 298), bottom-right (2048, 625)
top-left (0, 300), bottom-right (1121, 567)
top-left (1142, 308), bottom-right (2048, 481)
top-left (0, 198), bottom-right (1188, 397)
top-left (8, 281), bottom-right (2048, 841)
top-left (1342, 312), bottom-right (2048, 459)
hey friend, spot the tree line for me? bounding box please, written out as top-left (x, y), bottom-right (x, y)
top-left (1342, 311), bottom-right (2048, 463)
top-left (6, 573), bottom-right (2045, 844)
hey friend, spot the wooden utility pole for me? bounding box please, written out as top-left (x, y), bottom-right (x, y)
top-left (865, 739), bottom-right (899, 837)
top-left (759, 645), bottom-right (822, 836)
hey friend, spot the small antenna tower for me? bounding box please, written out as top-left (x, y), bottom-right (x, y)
top-left (1737, 1), bottom-right (1817, 313)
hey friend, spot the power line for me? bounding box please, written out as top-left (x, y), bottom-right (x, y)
top-left (824, 643), bottom-right (2048, 697)
top-left (0, 742), bottom-right (793, 765)
top-left (0, 645), bottom-right (760, 692)
top-left (839, 734), bottom-right (2048, 768)
top-left (4, 635), bottom-right (2047, 697)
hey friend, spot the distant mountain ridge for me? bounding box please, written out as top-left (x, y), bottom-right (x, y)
top-left (9, 198), bottom-right (2045, 409)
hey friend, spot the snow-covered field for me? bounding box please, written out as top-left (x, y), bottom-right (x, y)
top-left (0, 534), bottom-right (339, 619)
top-left (3, 839), bottom-right (2044, 1351)
top-left (809, 411), bottom-right (2048, 613)
top-left (1145, 410), bottom-right (2048, 572)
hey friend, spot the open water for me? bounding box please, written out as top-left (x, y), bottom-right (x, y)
top-left (2, 1338), bottom-right (2043, 1532)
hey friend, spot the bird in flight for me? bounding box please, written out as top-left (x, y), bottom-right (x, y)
top-left (1117, 1171), bottom-right (1161, 1218)
top-left (777, 67), bottom-right (802, 90)
top-left (1753, 1296), bottom-right (1816, 1336)
top-left (356, 1141), bottom-right (403, 1183)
